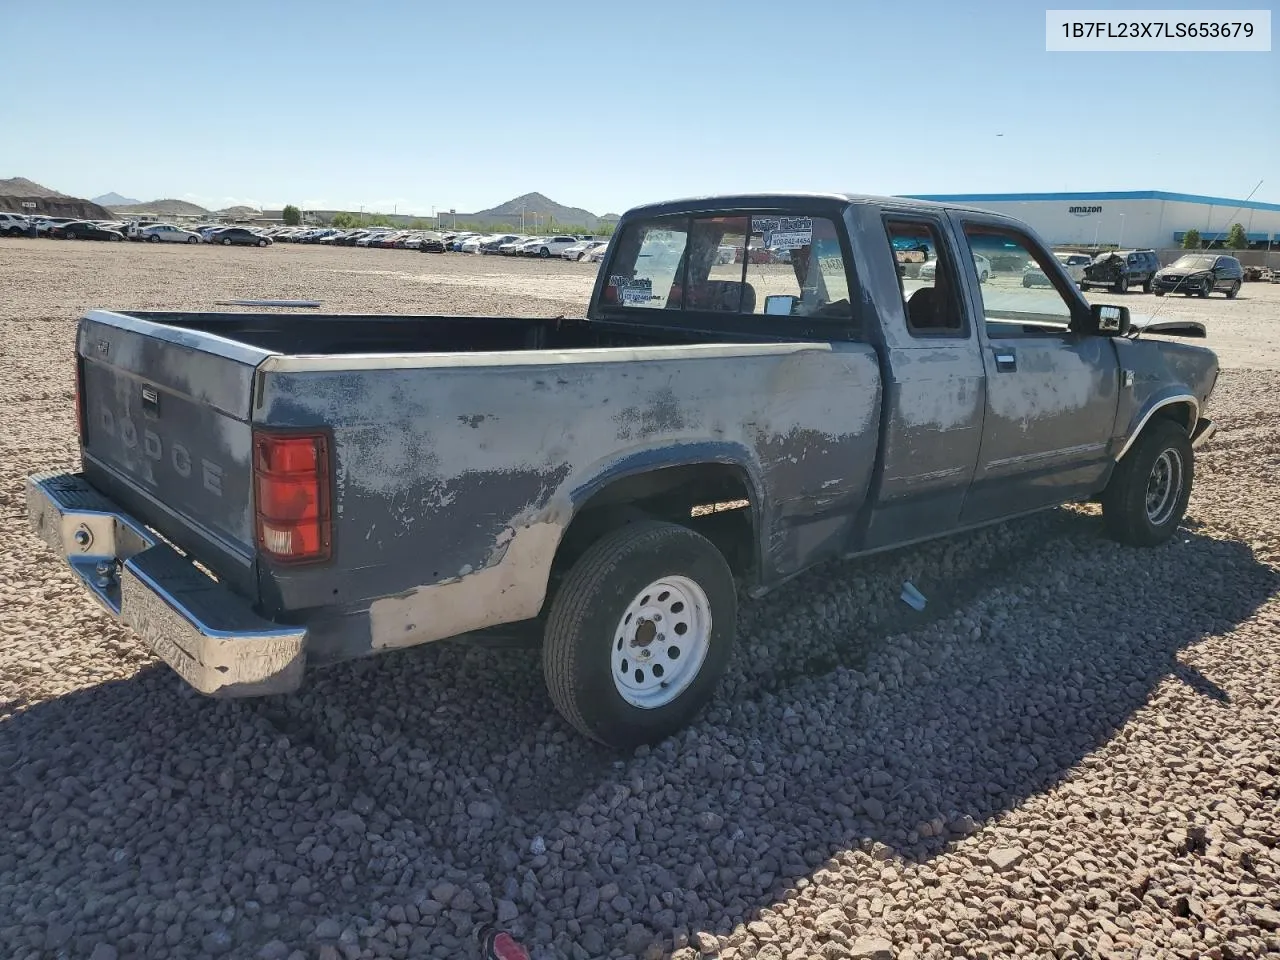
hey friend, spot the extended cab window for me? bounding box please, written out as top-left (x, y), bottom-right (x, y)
top-left (961, 226), bottom-right (1076, 334)
top-left (604, 212), bottom-right (853, 321)
top-left (885, 219), bottom-right (965, 336)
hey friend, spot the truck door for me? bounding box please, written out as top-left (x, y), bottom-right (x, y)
top-left (857, 213), bottom-right (987, 549)
top-left (955, 220), bottom-right (1120, 522)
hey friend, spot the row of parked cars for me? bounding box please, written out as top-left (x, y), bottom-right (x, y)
top-left (0, 212), bottom-right (274, 247)
top-left (264, 226), bottom-right (612, 261)
top-left (1019, 248), bottom-right (1247, 298)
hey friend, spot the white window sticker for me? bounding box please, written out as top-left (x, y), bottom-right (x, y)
top-left (619, 279), bottom-right (654, 304)
top-left (752, 215), bottom-right (813, 249)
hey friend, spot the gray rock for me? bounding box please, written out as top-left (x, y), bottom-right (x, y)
top-left (315, 919), bottom-right (343, 940)
top-left (862, 797), bottom-right (886, 821)
top-left (311, 845), bottom-right (335, 864)
top-left (89, 946), bottom-right (119, 960)
top-left (497, 899), bottom-right (519, 923)
top-left (1254, 908), bottom-right (1280, 930)
top-left (257, 940), bottom-right (291, 960)
top-left (988, 846), bottom-right (1025, 871)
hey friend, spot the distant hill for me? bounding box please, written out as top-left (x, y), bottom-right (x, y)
top-left (109, 198), bottom-right (210, 217)
top-left (0, 177), bottom-right (112, 219)
top-left (0, 177), bottom-right (69, 198)
top-left (92, 192), bottom-right (141, 206)
top-left (470, 192), bottom-right (600, 228)
top-left (215, 205), bottom-right (261, 219)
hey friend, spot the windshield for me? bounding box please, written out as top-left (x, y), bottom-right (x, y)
top-left (1171, 255), bottom-right (1215, 270)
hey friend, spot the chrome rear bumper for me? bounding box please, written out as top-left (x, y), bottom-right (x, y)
top-left (25, 471), bottom-right (304, 696)
top-left (1191, 417), bottom-right (1216, 449)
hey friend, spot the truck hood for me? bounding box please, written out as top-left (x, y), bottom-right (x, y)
top-left (1128, 315), bottom-right (1206, 338)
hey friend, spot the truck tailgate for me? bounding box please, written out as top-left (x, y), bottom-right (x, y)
top-left (77, 311), bottom-right (273, 575)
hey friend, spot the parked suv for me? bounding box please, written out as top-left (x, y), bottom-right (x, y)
top-left (0, 212), bottom-right (31, 236)
top-left (1152, 254), bottom-right (1244, 298)
top-left (1081, 248), bottom-right (1160, 294)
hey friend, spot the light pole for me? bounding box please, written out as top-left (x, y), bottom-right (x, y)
top-left (1092, 220), bottom-right (1100, 249)
top-left (1117, 214), bottom-right (1125, 249)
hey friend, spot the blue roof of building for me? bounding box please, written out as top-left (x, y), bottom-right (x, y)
top-left (898, 190), bottom-right (1280, 214)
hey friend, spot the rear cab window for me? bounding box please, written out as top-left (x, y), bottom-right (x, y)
top-left (600, 205), bottom-right (860, 338)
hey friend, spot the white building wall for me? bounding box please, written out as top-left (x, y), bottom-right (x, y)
top-left (911, 196), bottom-right (1280, 249)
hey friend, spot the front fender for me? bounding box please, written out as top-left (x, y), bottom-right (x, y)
top-left (1116, 388), bottom-right (1199, 461)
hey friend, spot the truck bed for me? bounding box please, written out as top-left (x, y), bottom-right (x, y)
top-left (126, 310), bottom-right (777, 355)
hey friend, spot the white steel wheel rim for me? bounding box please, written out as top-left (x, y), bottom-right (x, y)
top-left (1146, 448), bottom-right (1183, 526)
top-left (611, 575), bottom-right (711, 709)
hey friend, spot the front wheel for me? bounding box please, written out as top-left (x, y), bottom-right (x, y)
top-left (539, 247), bottom-right (550, 258)
top-left (1142, 278), bottom-right (1153, 293)
top-left (1101, 419), bottom-right (1193, 547)
top-left (257, 239), bottom-right (267, 247)
top-left (1153, 289), bottom-right (1165, 297)
top-left (1227, 280), bottom-right (1240, 299)
top-left (1198, 280), bottom-right (1212, 298)
top-left (1113, 275), bottom-right (1129, 294)
top-left (222, 238), bottom-right (232, 246)
top-left (542, 520), bottom-right (737, 748)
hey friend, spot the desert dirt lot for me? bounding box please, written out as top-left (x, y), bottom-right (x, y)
top-left (1, 239), bottom-right (1279, 960)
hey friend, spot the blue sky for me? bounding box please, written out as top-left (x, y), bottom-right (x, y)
top-left (2, 0), bottom-right (1275, 215)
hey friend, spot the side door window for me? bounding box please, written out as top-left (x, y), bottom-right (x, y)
top-left (961, 226), bottom-right (1078, 334)
top-left (884, 218), bottom-right (967, 337)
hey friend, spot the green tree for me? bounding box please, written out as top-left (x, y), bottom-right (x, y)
top-left (329, 212), bottom-right (358, 228)
top-left (1181, 228), bottom-right (1201, 249)
top-left (282, 204), bottom-right (302, 226)
top-left (1224, 223), bottom-right (1248, 249)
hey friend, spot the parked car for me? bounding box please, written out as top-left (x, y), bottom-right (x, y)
top-left (480, 234), bottom-right (520, 254)
top-left (27, 191), bottom-right (1219, 749)
top-left (521, 235), bottom-right (580, 258)
top-left (419, 234), bottom-right (447, 253)
top-left (140, 224), bottom-right (202, 244)
top-left (561, 239), bottom-right (606, 261)
top-left (0, 212), bottom-right (31, 236)
top-left (919, 252), bottom-right (991, 283)
top-left (586, 242), bottom-right (610, 263)
top-left (34, 216), bottom-right (79, 235)
top-left (1056, 252), bottom-right (1093, 283)
top-left (1152, 254), bottom-right (1244, 298)
top-left (448, 232), bottom-right (480, 252)
top-left (209, 227), bottom-right (272, 247)
top-left (1081, 249), bottom-right (1160, 294)
top-left (498, 236), bottom-right (532, 255)
top-left (54, 221), bottom-right (125, 241)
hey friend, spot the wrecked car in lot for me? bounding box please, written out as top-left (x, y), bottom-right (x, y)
top-left (27, 192), bottom-right (1219, 747)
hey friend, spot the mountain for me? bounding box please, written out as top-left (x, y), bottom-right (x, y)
top-left (471, 192), bottom-right (599, 227)
top-left (108, 198), bottom-right (210, 217)
top-left (92, 192), bottom-right (141, 206)
top-left (215, 205), bottom-right (261, 219)
top-left (0, 177), bottom-right (69, 198)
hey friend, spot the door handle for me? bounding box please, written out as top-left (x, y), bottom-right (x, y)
top-left (994, 351), bottom-right (1017, 372)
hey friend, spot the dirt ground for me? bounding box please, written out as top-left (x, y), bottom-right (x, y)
top-left (1, 239), bottom-right (1278, 960)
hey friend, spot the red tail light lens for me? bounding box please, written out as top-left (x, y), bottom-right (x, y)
top-left (253, 430), bottom-right (331, 564)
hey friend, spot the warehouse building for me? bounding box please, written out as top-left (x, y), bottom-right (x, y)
top-left (899, 191), bottom-right (1280, 251)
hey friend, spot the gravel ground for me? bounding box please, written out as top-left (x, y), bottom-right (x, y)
top-left (1, 239), bottom-right (1279, 960)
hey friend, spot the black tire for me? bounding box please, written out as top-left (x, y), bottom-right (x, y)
top-left (222, 238), bottom-right (232, 246)
top-left (1227, 280), bottom-right (1240, 299)
top-left (1101, 419), bottom-right (1194, 547)
top-left (187, 236), bottom-right (198, 244)
top-left (1198, 279), bottom-right (1212, 297)
top-left (542, 520), bottom-right (737, 748)
top-left (1142, 278), bottom-right (1153, 293)
top-left (257, 239), bottom-right (267, 247)
top-left (1113, 275), bottom-right (1129, 294)
top-left (1153, 289), bottom-right (1164, 297)
top-left (148, 234), bottom-right (160, 243)
top-left (539, 247), bottom-right (550, 258)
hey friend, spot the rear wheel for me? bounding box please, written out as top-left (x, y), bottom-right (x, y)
top-left (1153, 289), bottom-right (1165, 297)
top-left (187, 236), bottom-right (198, 244)
top-left (222, 238), bottom-right (232, 246)
top-left (542, 520), bottom-right (737, 748)
top-left (1101, 419), bottom-right (1193, 547)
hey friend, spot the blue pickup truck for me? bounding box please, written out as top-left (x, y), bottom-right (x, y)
top-left (26, 193), bottom-right (1219, 747)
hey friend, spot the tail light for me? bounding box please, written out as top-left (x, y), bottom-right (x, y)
top-left (253, 430), bottom-right (332, 564)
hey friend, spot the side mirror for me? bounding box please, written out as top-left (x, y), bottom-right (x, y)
top-left (1088, 303), bottom-right (1131, 337)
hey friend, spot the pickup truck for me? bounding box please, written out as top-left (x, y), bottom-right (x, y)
top-left (26, 192), bottom-right (1219, 748)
